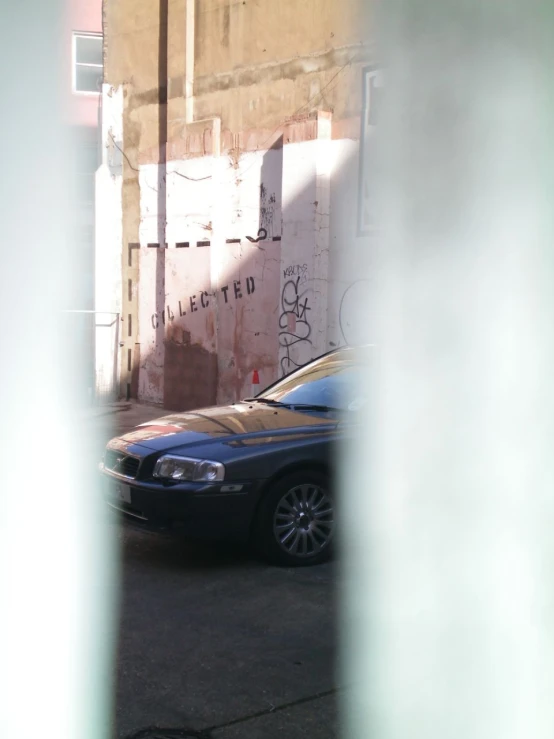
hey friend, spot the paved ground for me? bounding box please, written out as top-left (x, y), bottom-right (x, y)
top-left (90, 403), bottom-right (339, 739)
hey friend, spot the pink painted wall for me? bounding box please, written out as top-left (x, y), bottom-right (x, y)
top-left (134, 132), bottom-right (334, 411)
top-left (65, 0), bottom-right (102, 128)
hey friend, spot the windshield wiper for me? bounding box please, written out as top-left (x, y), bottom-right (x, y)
top-left (243, 397), bottom-right (287, 406)
top-left (288, 403), bottom-right (342, 413)
top-left (243, 398), bottom-right (341, 412)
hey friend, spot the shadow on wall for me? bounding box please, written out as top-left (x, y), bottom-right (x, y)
top-left (259, 136), bottom-right (283, 241)
top-left (134, 124), bottom-right (367, 412)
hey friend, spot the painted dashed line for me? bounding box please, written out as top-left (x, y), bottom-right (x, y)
top-left (129, 237), bottom-right (282, 258)
top-left (128, 242), bottom-right (140, 266)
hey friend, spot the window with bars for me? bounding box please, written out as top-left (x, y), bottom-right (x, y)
top-left (73, 33), bottom-right (103, 94)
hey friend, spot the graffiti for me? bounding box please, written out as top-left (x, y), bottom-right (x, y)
top-left (338, 279), bottom-right (371, 346)
top-left (245, 228), bottom-right (268, 243)
top-left (151, 276), bottom-right (256, 329)
top-left (282, 263), bottom-right (308, 284)
top-left (278, 276), bottom-right (312, 376)
top-left (260, 183), bottom-right (277, 237)
top-left (230, 231), bottom-right (281, 243)
top-left (243, 185), bottom-right (279, 242)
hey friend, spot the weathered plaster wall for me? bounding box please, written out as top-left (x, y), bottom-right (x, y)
top-left (110, 129), bottom-right (367, 408)
top-left (105, 0), bottom-right (370, 132)
top-left (101, 0), bottom-right (372, 408)
top-left (135, 139), bottom-right (282, 407)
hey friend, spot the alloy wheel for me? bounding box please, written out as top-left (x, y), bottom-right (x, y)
top-left (273, 483), bottom-right (335, 558)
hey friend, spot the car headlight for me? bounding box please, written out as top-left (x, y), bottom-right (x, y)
top-left (153, 454), bottom-right (225, 482)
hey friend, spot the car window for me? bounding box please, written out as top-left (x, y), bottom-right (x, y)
top-left (259, 349), bottom-right (369, 410)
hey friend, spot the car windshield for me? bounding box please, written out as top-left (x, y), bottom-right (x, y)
top-left (254, 348), bottom-right (369, 411)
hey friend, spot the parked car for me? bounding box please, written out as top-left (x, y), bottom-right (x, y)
top-left (100, 346), bottom-right (367, 566)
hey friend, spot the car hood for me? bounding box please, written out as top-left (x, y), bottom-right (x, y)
top-left (107, 402), bottom-right (338, 454)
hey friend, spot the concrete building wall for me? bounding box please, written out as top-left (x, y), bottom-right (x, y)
top-left (101, 0), bottom-right (374, 408)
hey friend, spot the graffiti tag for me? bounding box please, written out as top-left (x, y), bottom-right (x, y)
top-left (282, 263), bottom-right (308, 284)
top-left (260, 183), bottom-right (277, 237)
top-left (278, 276), bottom-right (312, 376)
top-left (245, 228), bottom-right (268, 243)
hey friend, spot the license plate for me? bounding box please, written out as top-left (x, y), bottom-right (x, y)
top-left (111, 482), bottom-right (131, 505)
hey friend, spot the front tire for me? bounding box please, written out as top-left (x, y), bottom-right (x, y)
top-left (254, 471), bottom-right (335, 567)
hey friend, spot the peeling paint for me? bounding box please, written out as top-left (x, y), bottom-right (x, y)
top-left (123, 132), bottom-right (367, 408)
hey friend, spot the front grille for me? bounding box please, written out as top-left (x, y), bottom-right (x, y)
top-left (104, 449), bottom-right (140, 479)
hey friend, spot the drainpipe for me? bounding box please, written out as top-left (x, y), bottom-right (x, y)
top-left (185, 0), bottom-right (195, 123)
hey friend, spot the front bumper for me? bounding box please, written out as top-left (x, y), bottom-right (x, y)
top-left (101, 468), bottom-right (262, 541)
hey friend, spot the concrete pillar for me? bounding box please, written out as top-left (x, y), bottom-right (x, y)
top-left (280, 112), bottom-right (332, 376)
top-left (314, 111), bottom-right (332, 355)
top-left (341, 2), bottom-right (554, 739)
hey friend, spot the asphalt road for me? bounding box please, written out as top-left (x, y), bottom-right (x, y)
top-left (91, 404), bottom-right (339, 739)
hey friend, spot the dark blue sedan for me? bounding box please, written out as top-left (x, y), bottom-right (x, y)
top-left (101, 347), bottom-right (364, 566)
